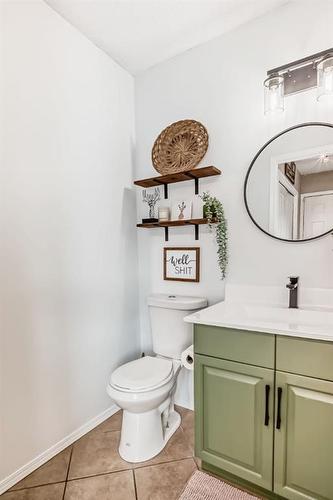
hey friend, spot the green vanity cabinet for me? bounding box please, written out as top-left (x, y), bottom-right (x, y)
top-left (274, 371), bottom-right (333, 500)
top-left (194, 325), bottom-right (333, 500)
top-left (195, 354), bottom-right (274, 490)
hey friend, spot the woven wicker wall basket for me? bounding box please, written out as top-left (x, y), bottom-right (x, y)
top-left (151, 119), bottom-right (209, 175)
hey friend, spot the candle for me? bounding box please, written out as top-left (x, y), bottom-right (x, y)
top-left (158, 207), bottom-right (170, 221)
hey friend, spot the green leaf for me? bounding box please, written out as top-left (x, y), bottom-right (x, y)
top-left (200, 191), bottom-right (228, 279)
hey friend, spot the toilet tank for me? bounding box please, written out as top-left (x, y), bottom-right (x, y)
top-left (147, 294), bottom-right (207, 359)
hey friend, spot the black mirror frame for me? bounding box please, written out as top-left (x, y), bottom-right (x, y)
top-left (244, 122), bottom-right (333, 243)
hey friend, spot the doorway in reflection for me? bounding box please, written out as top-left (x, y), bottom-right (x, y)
top-left (270, 149), bottom-right (333, 240)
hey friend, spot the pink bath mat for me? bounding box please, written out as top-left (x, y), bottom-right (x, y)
top-left (179, 471), bottom-right (261, 500)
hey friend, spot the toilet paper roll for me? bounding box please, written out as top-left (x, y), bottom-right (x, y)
top-left (181, 344), bottom-right (194, 371)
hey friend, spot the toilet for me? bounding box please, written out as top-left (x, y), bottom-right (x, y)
top-left (107, 293), bottom-right (207, 463)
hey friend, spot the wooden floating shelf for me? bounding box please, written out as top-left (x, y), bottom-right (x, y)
top-left (134, 166), bottom-right (221, 198)
top-left (137, 218), bottom-right (216, 228)
top-left (135, 166), bottom-right (221, 240)
top-left (134, 166), bottom-right (221, 188)
top-left (137, 218), bottom-right (217, 241)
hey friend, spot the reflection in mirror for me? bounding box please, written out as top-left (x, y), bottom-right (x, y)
top-left (245, 124), bottom-right (333, 241)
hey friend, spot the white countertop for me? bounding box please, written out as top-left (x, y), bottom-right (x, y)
top-left (184, 300), bottom-right (333, 342)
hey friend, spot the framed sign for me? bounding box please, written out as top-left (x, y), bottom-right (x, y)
top-left (163, 247), bottom-right (200, 282)
top-left (284, 161), bottom-right (296, 184)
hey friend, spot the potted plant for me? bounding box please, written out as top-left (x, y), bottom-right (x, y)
top-left (200, 191), bottom-right (228, 279)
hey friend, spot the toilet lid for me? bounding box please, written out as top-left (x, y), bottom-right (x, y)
top-left (110, 356), bottom-right (173, 392)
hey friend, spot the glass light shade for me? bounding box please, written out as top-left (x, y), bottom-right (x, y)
top-left (264, 74), bottom-right (284, 114)
top-left (317, 55), bottom-right (333, 101)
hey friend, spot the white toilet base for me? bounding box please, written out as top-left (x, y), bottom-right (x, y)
top-left (119, 407), bottom-right (181, 463)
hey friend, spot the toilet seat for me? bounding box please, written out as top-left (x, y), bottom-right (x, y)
top-left (110, 356), bottom-right (174, 393)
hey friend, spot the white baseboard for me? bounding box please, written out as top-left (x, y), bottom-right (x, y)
top-left (175, 399), bottom-right (194, 411)
top-left (0, 404), bottom-right (119, 495)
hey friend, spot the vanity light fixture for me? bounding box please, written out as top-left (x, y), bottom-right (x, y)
top-left (264, 48), bottom-right (333, 114)
top-left (264, 73), bottom-right (284, 114)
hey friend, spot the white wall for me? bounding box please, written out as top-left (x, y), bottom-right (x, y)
top-left (135, 0), bottom-right (333, 408)
top-left (0, 0), bottom-right (140, 485)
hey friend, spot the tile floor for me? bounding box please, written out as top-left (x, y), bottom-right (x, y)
top-left (2, 406), bottom-right (198, 500)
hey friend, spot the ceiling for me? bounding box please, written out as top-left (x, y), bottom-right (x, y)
top-left (296, 155), bottom-right (333, 175)
top-left (44, 0), bottom-right (287, 74)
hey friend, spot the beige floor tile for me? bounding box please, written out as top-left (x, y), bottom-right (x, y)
top-left (178, 407), bottom-right (194, 452)
top-left (178, 407), bottom-right (194, 433)
top-left (128, 407), bottom-right (193, 470)
top-left (68, 431), bottom-right (130, 479)
top-left (2, 483), bottom-right (65, 500)
top-left (2, 406), bottom-right (195, 498)
top-left (69, 413), bottom-right (193, 480)
top-left (157, 426), bottom-right (193, 462)
top-left (64, 470), bottom-right (135, 500)
top-left (182, 427), bottom-right (194, 453)
top-left (91, 411), bottom-right (122, 434)
top-left (175, 405), bottom-right (192, 420)
top-left (134, 458), bottom-right (197, 500)
top-left (9, 447), bottom-right (72, 491)
top-left (132, 424), bottom-right (193, 469)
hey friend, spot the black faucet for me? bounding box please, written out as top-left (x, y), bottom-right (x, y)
top-left (286, 277), bottom-right (299, 309)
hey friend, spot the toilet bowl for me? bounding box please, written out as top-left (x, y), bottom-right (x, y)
top-left (107, 294), bottom-right (207, 463)
top-left (107, 356), bottom-right (181, 462)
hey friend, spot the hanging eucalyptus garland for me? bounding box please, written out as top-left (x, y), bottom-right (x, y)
top-left (200, 191), bottom-right (228, 279)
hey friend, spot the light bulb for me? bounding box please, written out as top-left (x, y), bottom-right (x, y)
top-left (264, 74), bottom-right (284, 114)
top-left (317, 54), bottom-right (333, 101)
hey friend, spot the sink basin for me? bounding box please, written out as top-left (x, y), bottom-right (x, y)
top-left (184, 301), bottom-right (333, 342)
top-left (245, 304), bottom-right (333, 326)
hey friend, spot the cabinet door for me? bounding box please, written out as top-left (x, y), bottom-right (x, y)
top-left (274, 371), bottom-right (333, 500)
top-left (195, 355), bottom-right (274, 490)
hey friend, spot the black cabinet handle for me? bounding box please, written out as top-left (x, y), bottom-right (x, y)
top-left (276, 387), bottom-right (282, 429)
top-left (264, 384), bottom-right (270, 426)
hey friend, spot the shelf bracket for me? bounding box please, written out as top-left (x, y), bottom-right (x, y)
top-left (194, 224), bottom-right (199, 240)
top-left (163, 184), bottom-right (168, 199)
top-left (164, 226), bottom-right (169, 242)
top-left (194, 178), bottom-right (199, 195)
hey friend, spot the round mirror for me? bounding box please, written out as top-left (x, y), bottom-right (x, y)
top-left (244, 122), bottom-right (333, 241)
